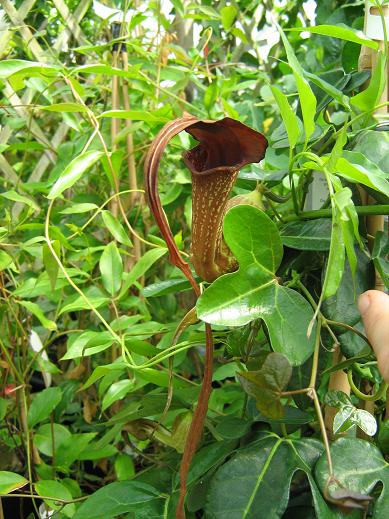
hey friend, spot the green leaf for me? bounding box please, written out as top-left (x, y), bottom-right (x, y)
top-left (322, 208), bottom-right (345, 300)
top-left (143, 278), bottom-right (191, 297)
top-left (0, 250), bottom-right (15, 271)
top-left (62, 331), bottom-right (114, 360)
top-left (351, 52), bottom-right (386, 113)
top-left (101, 210), bottom-right (132, 246)
top-left (99, 242), bottom-right (123, 296)
top-left (304, 70), bottom-right (350, 110)
top-left (73, 481), bottom-right (161, 519)
top-left (372, 231), bottom-right (389, 289)
top-left (206, 434), bottom-right (330, 519)
top-left (288, 24), bottom-right (379, 50)
top-left (0, 398), bottom-right (8, 421)
top-left (102, 379), bottom-right (134, 411)
top-left (35, 479), bottom-right (75, 518)
top-left (115, 454), bottom-right (135, 481)
top-left (1, 189), bottom-right (40, 211)
top-left (238, 353), bottom-right (292, 419)
top-left (333, 405), bottom-right (354, 434)
top-left (39, 102), bottom-right (89, 113)
top-left (354, 409), bottom-right (377, 436)
top-left (59, 287), bottom-right (109, 315)
top-left (215, 416), bottom-right (251, 440)
top-left (231, 27), bottom-right (248, 43)
top-left (0, 471), bottom-right (28, 494)
top-left (35, 423), bottom-right (71, 456)
top-left (98, 110), bottom-right (169, 123)
top-left (43, 240), bottom-right (60, 291)
top-left (270, 85), bottom-right (300, 148)
top-left (322, 248), bottom-right (373, 329)
top-left (47, 150), bottom-right (104, 199)
top-left (119, 248), bottom-right (168, 298)
top-left (60, 203), bottom-right (98, 214)
top-left (332, 187), bottom-right (357, 276)
top-left (197, 206), bottom-right (315, 365)
top-left (73, 64), bottom-right (143, 80)
top-left (352, 129), bottom-right (389, 174)
top-left (55, 433), bottom-right (96, 467)
top-left (82, 362), bottom-right (126, 389)
top-left (278, 25), bottom-right (317, 142)
top-left (315, 438), bottom-right (389, 517)
top-left (0, 60), bottom-right (61, 79)
top-left (280, 219), bottom-right (331, 250)
top-left (18, 300), bottom-right (57, 331)
top-left (28, 386), bottom-right (62, 428)
top-left (379, 421), bottom-right (389, 454)
top-left (221, 5), bottom-right (237, 30)
top-left (336, 151), bottom-right (389, 198)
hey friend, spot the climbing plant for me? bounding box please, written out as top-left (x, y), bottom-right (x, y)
top-left (0, 1), bottom-right (389, 518)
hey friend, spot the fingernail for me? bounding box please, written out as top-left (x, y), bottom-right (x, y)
top-left (358, 293), bottom-right (371, 315)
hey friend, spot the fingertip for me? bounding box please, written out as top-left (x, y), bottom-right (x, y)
top-left (358, 290), bottom-right (389, 383)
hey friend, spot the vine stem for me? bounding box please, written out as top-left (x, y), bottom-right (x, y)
top-left (282, 315), bottom-right (334, 480)
top-left (282, 204), bottom-right (389, 221)
top-left (347, 370), bottom-right (388, 401)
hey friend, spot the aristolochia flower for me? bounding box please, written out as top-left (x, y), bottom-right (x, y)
top-left (183, 117), bottom-right (267, 281)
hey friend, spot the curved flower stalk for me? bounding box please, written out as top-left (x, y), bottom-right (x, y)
top-left (144, 115), bottom-right (267, 519)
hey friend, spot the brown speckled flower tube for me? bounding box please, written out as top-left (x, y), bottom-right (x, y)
top-left (183, 117), bottom-right (268, 282)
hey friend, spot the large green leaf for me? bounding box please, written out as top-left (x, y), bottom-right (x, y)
top-left (73, 481), bottom-right (161, 519)
top-left (197, 206), bottom-right (316, 365)
top-left (205, 433), bottom-right (334, 519)
top-left (315, 438), bottom-right (389, 518)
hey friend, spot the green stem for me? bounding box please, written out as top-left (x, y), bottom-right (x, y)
top-left (347, 370), bottom-right (388, 402)
top-left (282, 204), bottom-right (389, 222)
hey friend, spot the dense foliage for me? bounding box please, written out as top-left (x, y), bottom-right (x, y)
top-left (0, 0), bottom-right (389, 518)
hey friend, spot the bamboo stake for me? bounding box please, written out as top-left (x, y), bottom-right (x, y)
top-left (110, 23), bottom-right (121, 219)
top-left (121, 50), bottom-right (141, 265)
top-left (324, 346), bottom-right (351, 438)
top-left (359, 1), bottom-right (388, 419)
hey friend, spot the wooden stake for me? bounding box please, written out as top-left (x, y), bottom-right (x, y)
top-left (359, 3), bottom-right (388, 420)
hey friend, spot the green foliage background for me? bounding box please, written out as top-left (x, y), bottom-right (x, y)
top-left (1, 0), bottom-right (389, 518)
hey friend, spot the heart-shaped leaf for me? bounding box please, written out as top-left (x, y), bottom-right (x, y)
top-left (197, 206), bottom-right (316, 365)
top-left (315, 437), bottom-right (389, 517)
top-left (205, 433), bottom-right (335, 519)
top-left (238, 352), bottom-right (292, 419)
